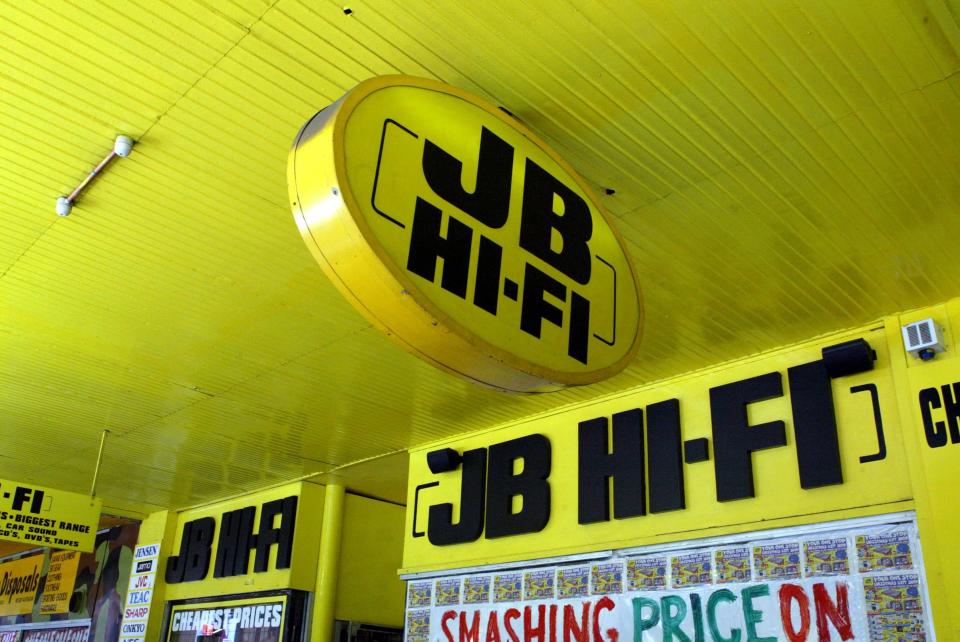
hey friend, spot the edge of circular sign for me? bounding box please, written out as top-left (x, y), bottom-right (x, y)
top-left (291, 75), bottom-right (643, 392)
top-left (287, 97), bottom-right (549, 392)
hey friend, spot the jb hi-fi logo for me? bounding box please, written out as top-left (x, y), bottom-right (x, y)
top-left (413, 338), bottom-right (886, 545)
top-left (372, 121), bottom-right (619, 366)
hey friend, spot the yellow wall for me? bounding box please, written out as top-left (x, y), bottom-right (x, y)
top-left (334, 493), bottom-right (406, 627)
top-left (402, 297), bottom-right (960, 640)
top-left (133, 482), bottom-right (407, 640)
top-left (163, 481), bottom-right (324, 601)
top-left (404, 323), bottom-right (913, 572)
top-left (136, 510), bottom-right (179, 642)
top-left (886, 299), bottom-right (960, 640)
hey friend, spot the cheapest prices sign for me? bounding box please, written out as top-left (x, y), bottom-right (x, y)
top-left (0, 478), bottom-right (100, 552)
top-left (167, 595), bottom-right (288, 642)
top-left (0, 553), bottom-right (42, 616)
top-left (289, 76), bottom-right (642, 392)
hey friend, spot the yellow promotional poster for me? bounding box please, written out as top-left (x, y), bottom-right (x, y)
top-left (403, 326), bottom-right (914, 572)
top-left (288, 75), bottom-right (642, 392)
top-left (39, 551), bottom-right (80, 614)
top-left (0, 479), bottom-right (100, 552)
top-left (0, 554), bottom-right (43, 616)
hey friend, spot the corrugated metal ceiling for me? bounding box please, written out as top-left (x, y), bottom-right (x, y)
top-left (1, 0), bottom-right (959, 512)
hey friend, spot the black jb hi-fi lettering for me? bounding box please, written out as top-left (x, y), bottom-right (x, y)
top-left (575, 337), bottom-right (879, 518)
top-left (165, 517), bottom-right (215, 583)
top-left (5, 486), bottom-right (46, 513)
top-left (165, 496), bottom-right (298, 584)
top-left (424, 435), bottom-right (552, 545)
top-left (388, 123), bottom-right (601, 365)
top-left (577, 410), bottom-right (646, 524)
top-left (417, 338), bottom-right (885, 541)
top-left (712, 338), bottom-right (877, 501)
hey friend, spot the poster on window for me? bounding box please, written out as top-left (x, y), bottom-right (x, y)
top-left (19, 626), bottom-right (90, 642)
top-left (404, 516), bottom-right (932, 642)
top-left (166, 595), bottom-right (287, 642)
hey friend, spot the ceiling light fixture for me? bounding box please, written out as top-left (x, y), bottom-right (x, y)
top-left (56, 134), bottom-right (136, 217)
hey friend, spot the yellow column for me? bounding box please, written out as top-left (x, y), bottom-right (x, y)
top-left (137, 510), bottom-right (180, 642)
top-left (312, 484), bottom-right (346, 642)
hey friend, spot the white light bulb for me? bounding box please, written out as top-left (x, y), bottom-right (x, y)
top-left (113, 135), bottom-right (134, 157)
top-left (56, 196), bottom-right (72, 217)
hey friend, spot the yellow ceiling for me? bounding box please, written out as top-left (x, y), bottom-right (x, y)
top-left (2, 0), bottom-right (959, 514)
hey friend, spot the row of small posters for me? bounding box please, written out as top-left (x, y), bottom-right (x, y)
top-left (117, 543), bottom-right (160, 642)
top-left (0, 626), bottom-right (90, 642)
top-left (405, 519), bottom-right (931, 642)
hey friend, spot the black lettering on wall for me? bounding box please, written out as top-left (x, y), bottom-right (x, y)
top-left (165, 517), bottom-right (215, 584)
top-left (519, 159), bottom-right (593, 284)
top-left (577, 410), bottom-right (645, 524)
top-left (214, 507), bottom-right (256, 578)
top-left (406, 198), bottom-right (472, 298)
top-left (711, 372), bottom-right (787, 502)
top-left (254, 496), bottom-right (298, 572)
top-left (821, 338), bottom-right (875, 378)
top-left (427, 448), bottom-right (487, 545)
top-left (919, 387), bottom-right (946, 448)
top-left (787, 361), bottom-right (843, 489)
top-left (168, 496), bottom-right (299, 583)
top-left (646, 399), bottom-right (685, 513)
top-left (485, 434), bottom-right (552, 538)
top-left (422, 127), bottom-right (514, 229)
top-left (939, 382), bottom-right (960, 444)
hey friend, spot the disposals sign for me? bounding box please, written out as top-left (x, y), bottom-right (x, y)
top-left (288, 76), bottom-right (642, 392)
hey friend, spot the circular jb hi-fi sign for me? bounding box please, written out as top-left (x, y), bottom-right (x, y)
top-left (288, 76), bottom-right (642, 393)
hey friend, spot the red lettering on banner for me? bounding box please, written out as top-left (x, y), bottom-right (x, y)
top-left (548, 605), bottom-right (558, 642)
top-left (461, 611), bottom-right (481, 642)
top-left (487, 611), bottom-right (502, 642)
top-left (524, 604), bottom-right (547, 642)
top-left (813, 583), bottom-right (853, 641)
top-left (563, 602), bottom-right (590, 642)
top-left (592, 597), bottom-right (618, 642)
top-left (778, 584), bottom-right (811, 642)
top-left (441, 611), bottom-right (457, 642)
top-left (505, 608), bottom-right (522, 642)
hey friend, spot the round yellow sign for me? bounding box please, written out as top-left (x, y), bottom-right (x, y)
top-left (288, 76), bottom-right (642, 392)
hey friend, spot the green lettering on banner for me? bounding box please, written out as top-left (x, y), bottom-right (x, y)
top-left (740, 586), bottom-right (775, 642)
top-left (689, 594), bottom-right (705, 642)
top-left (631, 597), bottom-right (659, 642)
top-left (660, 596), bottom-right (691, 642)
top-left (706, 590), bottom-right (740, 642)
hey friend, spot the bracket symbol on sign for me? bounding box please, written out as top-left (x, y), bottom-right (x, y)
top-left (850, 383), bottom-right (887, 463)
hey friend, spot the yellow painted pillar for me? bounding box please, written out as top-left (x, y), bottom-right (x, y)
top-left (136, 510), bottom-right (180, 642)
top-left (312, 484), bottom-right (346, 642)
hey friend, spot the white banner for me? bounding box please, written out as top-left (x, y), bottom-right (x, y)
top-left (117, 542), bottom-right (160, 642)
top-left (405, 517), bottom-right (931, 642)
